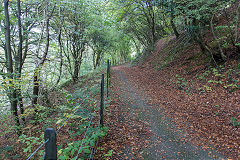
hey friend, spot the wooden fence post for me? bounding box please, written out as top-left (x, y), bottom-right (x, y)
top-left (44, 128), bottom-right (57, 160)
top-left (107, 59), bottom-right (110, 97)
top-left (109, 61), bottom-right (111, 86)
top-left (100, 74), bottom-right (104, 127)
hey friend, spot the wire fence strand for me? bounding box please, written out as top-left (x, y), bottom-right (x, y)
top-left (89, 137), bottom-right (99, 160)
top-left (26, 139), bottom-right (49, 160)
top-left (89, 142), bottom-right (95, 160)
top-left (26, 96), bottom-right (89, 160)
top-left (74, 115), bottom-right (94, 160)
top-left (56, 97), bottom-right (87, 133)
top-left (25, 72), bottom-right (106, 160)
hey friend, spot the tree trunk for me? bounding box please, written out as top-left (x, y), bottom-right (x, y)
top-left (32, 0), bottom-right (50, 107)
top-left (170, 2), bottom-right (179, 38)
top-left (56, 29), bottom-right (63, 85)
top-left (72, 60), bottom-right (80, 82)
top-left (72, 45), bottom-right (84, 82)
top-left (95, 51), bottom-right (101, 69)
top-left (170, 14), bottom-right (179, 38)
top-left (4, 0), bottom-right (21, 134)
top-left (93, 51), bottom-right (97, 69)
top-left (149, 2), bottom-right (157, 43)
top-left (210, 15), bottom-right (226, 61)
top-left (18, 90), bottom-right (25, 122)
top-left (16, 0), bottom-right (25, 123)
top-left (9, 89), bottom-right (21, 134)
top-left (32, 72), bottom-right (39, 106)
top-left (4, 0), bottom-right (13, 74)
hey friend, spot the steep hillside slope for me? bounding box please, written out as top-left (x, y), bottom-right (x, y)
top-left (132, 34), bottom-right (240, 158)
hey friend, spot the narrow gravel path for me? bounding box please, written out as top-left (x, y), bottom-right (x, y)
top-left (111, 64), bottom-right (224, 160)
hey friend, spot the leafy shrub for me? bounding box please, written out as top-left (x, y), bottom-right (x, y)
top-left (19, 134), bottom-right (44, 157)
top-left (231, 117), bottom-right (240, 127)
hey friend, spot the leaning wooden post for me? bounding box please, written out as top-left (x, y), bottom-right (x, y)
top-left (44, 128), bottom-right (57, 160)
top-left (100, 74), bottom-right (104, 127)
top-left (107, 59), bottom-right (110, 97)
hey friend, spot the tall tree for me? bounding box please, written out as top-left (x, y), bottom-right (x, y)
top-left (4, 0), bottom-right (21, 134)
top-left (61, 0), bottom-right (90, 82)
top-left (32, 0), bottom-right (52, 107)
top-left (16, 0), bottom-right (25, 123)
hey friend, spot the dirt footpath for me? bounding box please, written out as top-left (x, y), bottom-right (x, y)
top-left (105, 64), bottom-right (224, 159)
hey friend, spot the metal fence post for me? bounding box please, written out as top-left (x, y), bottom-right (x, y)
top-left (107, 59), bottom-right (110, 97)
top-left (100, 74), bottom-right (104, 127)
top-left (44, 128), bottom-right (57, 160)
